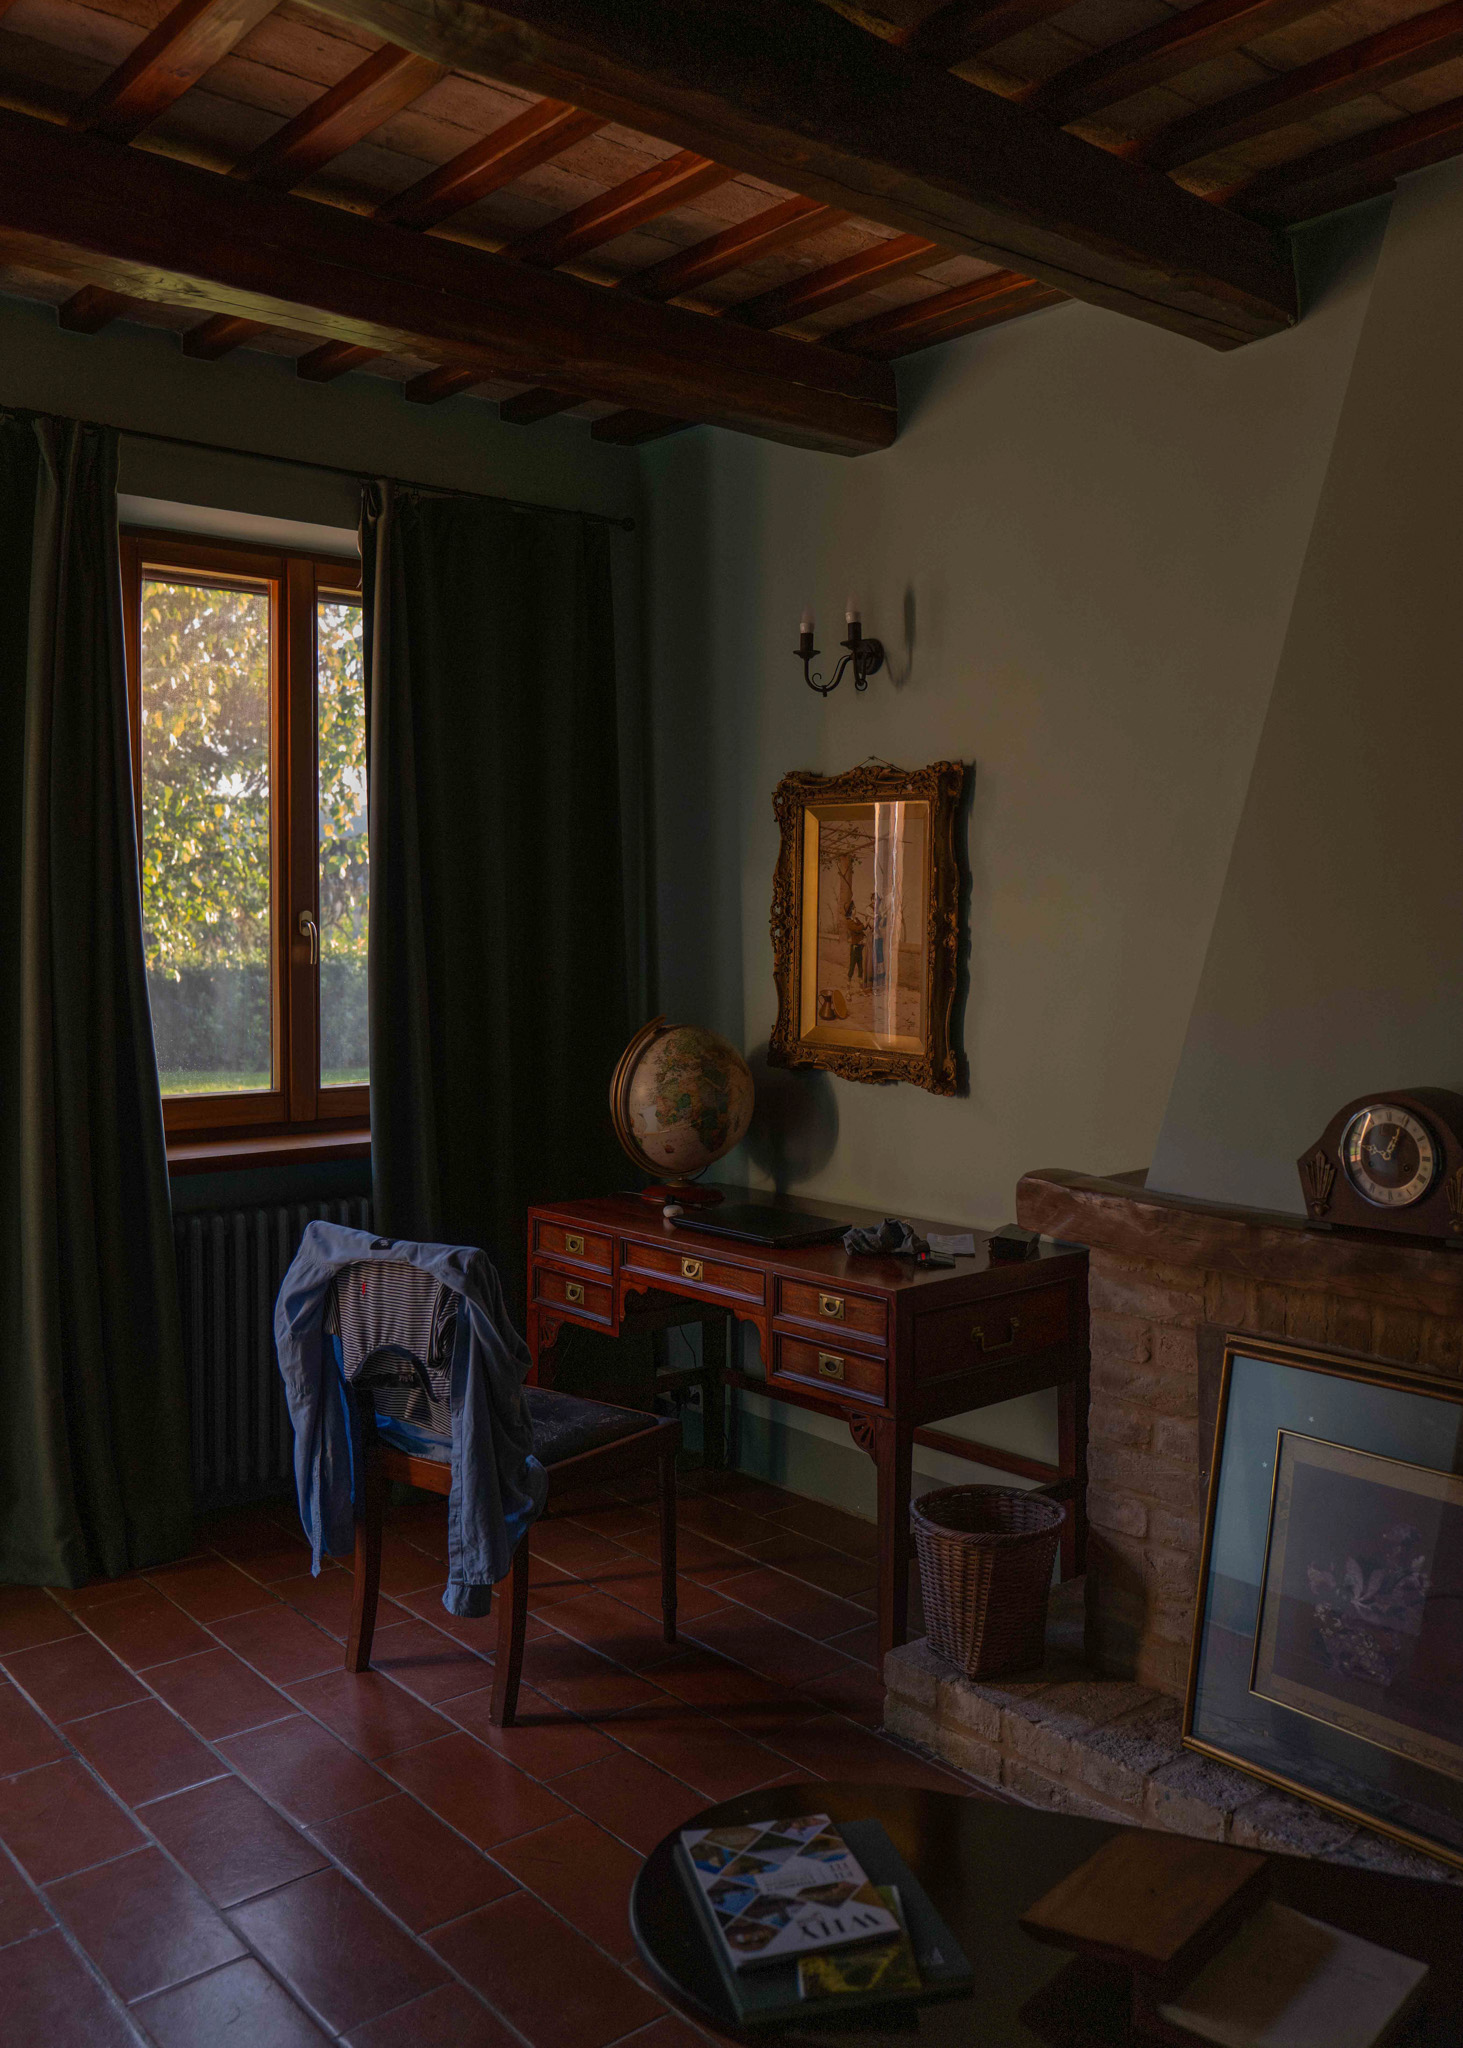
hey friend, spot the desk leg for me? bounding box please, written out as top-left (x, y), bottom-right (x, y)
top-left (700, 1314), bottom-right (727, 1472)
top-left (872, 1417), bottom-right (913, 1663)
top-left (1057, 1374), bottom-right (1088, 1580)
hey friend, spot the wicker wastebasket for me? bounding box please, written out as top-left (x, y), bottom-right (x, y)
top-left (911, 1484), bottom-right (1066, 1680)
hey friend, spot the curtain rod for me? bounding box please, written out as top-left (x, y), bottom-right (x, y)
top-left (5, 406), bottom-right (637, 531)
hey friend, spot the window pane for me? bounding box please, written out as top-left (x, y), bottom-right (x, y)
top-left (140, 577), bottom-right (272, 1096)
top-left (317, 597), bottom-right (368, 1088)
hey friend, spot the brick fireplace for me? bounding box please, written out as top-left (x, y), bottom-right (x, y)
top-left (882, 1170), bottom-right (1463, 1876)
top-left (1014, 1168), bottom-right (1463, 1696)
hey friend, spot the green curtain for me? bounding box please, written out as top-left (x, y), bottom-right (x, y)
top-left (361, 485), bottom-right (631, 1315)
top-left (0, 415), bottom-right (191, 1586)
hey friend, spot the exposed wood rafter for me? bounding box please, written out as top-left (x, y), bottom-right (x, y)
top-left (301, 0), bottom-right (1296, 345)
top-left (1025, 0), bottom-right (1325, 125)
top-left (68, 0), bottom-right (279, 142)
top-left (731, 232), bottom-right (944, 329)
top-left (0, 107), bottom-right (895, 451)
top-left (904, 0), bottom-right (1078, 64)
top-left (1236, 89), bottom-right (1463, 222)
top-left (1142, 0), bottom-right (1463, 172)
top-left (835, 267), bottom-right (1064, 352)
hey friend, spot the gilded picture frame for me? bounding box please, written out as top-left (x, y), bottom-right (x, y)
top-left (1183, 1334), bottom-right (1463, 1872)
top-left (768, 760), bottom-right (965, 1095)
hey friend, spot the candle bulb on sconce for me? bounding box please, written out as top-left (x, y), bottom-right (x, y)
top-left (795, 600), bottom-right (884, 698)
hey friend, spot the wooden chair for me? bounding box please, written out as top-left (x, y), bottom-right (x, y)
top-left (345, 1386), bottom-right (680, 1726)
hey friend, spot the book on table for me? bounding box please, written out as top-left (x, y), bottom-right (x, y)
top-left (674, 1813), bottom-right (973, 2028)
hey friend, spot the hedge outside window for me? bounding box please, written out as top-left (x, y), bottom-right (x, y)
top-left (121, 532), bottom-right (368, 1139)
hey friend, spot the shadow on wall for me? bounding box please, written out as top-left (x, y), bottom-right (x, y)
top-left (740, 1040), bottom-right (839, 1192)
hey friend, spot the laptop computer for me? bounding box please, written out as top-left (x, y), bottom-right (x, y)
top-left (668, 1203), bottom-right (848, 1248)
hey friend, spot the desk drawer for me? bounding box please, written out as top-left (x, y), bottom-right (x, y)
top-left (914, 1282), bottom-right (1070, 1381)
top-left (776, 1278), bottom-right (886, 1347)
top-left (772, 1334), bottom-right (885, 1407)
top-left (533, 1264), bottom-right (614, 1326)
top-left (533, 1219), bottom-right (613, 1273)
top-left (622, 1241), bottom-right (765, 1306)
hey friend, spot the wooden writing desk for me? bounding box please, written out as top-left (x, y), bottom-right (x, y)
top-left (525, 1191), bottom-right (1089, 1661)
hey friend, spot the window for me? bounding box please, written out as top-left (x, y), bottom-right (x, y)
top-left (121, 533), bottom-right (367, 1140)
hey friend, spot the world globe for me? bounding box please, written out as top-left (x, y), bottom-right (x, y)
top-left (610, 1017), bottom-right (755, 1198)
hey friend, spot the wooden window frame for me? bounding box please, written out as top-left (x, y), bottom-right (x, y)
top-left (121, 529), bottom-right (368, 1142)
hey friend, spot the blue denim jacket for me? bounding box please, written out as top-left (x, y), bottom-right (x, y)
top-left (274, 1221), bottom-right (546, 1616)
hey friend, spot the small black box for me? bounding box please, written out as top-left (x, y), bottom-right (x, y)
top-left (988, 1224), bottom-right (1041, 1263)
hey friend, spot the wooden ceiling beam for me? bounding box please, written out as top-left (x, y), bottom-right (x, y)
top-left (180, 41), bottom-right (444, 356)
top-left (405, 364), bottom-right (482, 401)
top-left (68, 0), bottom-right (280, 143)
top-left (494, 195), bottom-right (847, 426)
top-left (589, 407), bottom-right (690, 442)
top-left (731, 232), bottom-right (942, 329)
top-left (0, 108), bottom-right (894, 452)
top-left (833, 267), bottom-right (1064, 352)
top-left (301, 0), bottom-right (1296, 346)
top-left (904, 0), bottom-right (1080, 65)
top-left (1144, 0), bottom-right (1463, 171)
top-left (1026, 0), bottom-right (1327, 125)
top-left (1235, 90), bottom-right (1463, 223)
top-left (512, 148), bottom-right (731, 267)
top-left (295, 99), bottom-right (602, 379)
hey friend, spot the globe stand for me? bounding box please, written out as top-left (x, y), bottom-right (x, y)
top-left (640, 1179), bottom-right (724, 1209)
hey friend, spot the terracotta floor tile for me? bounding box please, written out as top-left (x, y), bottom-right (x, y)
top-left (383, 1731), bottom-right (572, 1848)
top-left (202, 1511), bottom-right (314, 1583)
top-left (716, 1566), bottom-right (872, 1641)
top-left (146, 1774), bottom-right (328, 1907)
top-left (0, 1631), bottom-right (145, 1723)
top-left (211, 1606), bottom-right (340, 1686)
top-left (375, 1535), bottom-right (447, 1599)
top-left (491, 1812), bottom-right (642, 1957)
top-left (529, 1522), bottom-right (640, 1581)
top-left (795, 1657), bottom-right (887, 1725)
top-left (673, 1496), bottom-right (773, 1551)
top-left (430, 1889), bottom-right (661, 2048)
top-left (556, 1748), bottom-right (708, 1855)
top-left (270, 1569), bottom-right (359, 1639)
top-left (136, 1955), bottom-right (332, 2047)
top-left (67, 1698), bottom-right (225, 1807)
top-left (559, 1502), bottom-right (659, 1546)
top-left (518, 1634), bottom-right (670, 1717)
top-left (392, 1587), bottom-right (514, 1651)
top-left (311, 1791), bottom-right (517, 1932)
top-left (616, 2014), bottom-right (716, 2048)
top-left (648, 1649), bottom-right (805, 1715)
top-left (694, 1472), bottom-right (802, 1517)
top-left (621, 1525), bottom-right (751, 1583)
top-left (81, 1588), bottom-right (216, 1672)
top-left (364, 1617), bottom-right (493, 1703)
top-left (0, 1588), bottom-right (79, 1658)
top-left (233, 1867), bottom-right (446, 2034)
top-left (598, 1560), bottom-right (729, 1626)
top-left (603, 1702), bottom-right (789, 1804)
top-left (825, 1620), bottom-right (880, 1667)
top-left (287, 1668), bottom-right (451, 1759)
top-left (219, 1713), bottom-right (392, 1825)
top-left (48, 1845), bottom-right (244, 2002)
top-left (0, 1928), bottom-right (137, 2046)
top-left (759, 1712), bottom-right (969, 1789)
top-left (147, 1646), bottom-right (292, 1739)
top-left (765, 1496), bottom-right (880, 1557)
top-left (46, 1574), bottom-right (155, 1613)
top-left (0, 1675), bottom-right (65, 1774)
top-left (448, 1684), bottom-right (621, 1778)
top-left (146, 1557), bottom-right (281, 1625)
top-left (344, 1981), bottom-right (519, 2048)
top-left (536, 1589), bottom-right (682, 1673)
top-left (684, 1607), bottom-right (845, 1687)
top-left (0, 1759), bottom-right (142, 1883)
top-left (0, 1846), bottom-right (53, 1946)
top-left (739, 1531), bottom-right (877, 1605)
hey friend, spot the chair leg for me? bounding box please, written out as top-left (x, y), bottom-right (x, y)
top-left (346, 1451), bottom-right (383, 1674)
top-left (659, 1438), bottom-right (678, 1644)
top-left (489, 1535), bottom-right (530, 1728)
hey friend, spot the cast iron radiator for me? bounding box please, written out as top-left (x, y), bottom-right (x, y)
top-left (174, 1197), bottom-right (372, 1510)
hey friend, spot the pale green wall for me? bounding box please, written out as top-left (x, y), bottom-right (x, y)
top-left (1150, 161), bottom-right (1463, 1213)
top-left (640, 204), bottom-right (1385, 1511)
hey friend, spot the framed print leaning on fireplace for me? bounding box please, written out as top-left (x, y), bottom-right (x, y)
top-left (1185, 1334), bottom-right (1463, 1870)
top-left (768, 760), bottom-right (965, 1095)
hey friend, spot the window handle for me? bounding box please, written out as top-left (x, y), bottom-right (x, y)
top-left (298, 909), bottom-right (319, 965)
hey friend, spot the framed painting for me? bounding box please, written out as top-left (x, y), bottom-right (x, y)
top-left (768, 760), bottom-right (965, 1095)
top-left (1185, 1335), bottom-right (1463, 1871)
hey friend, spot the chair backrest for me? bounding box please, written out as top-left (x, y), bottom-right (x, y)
top-left (327, 1258), bottom-right (457, 1439)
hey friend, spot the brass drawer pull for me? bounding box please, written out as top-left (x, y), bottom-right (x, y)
top-left (973, 1315), bottom-right (1020, 1355)
top-left (681, 1257), bottom-right (704, 1282)
top-left (565, 1281), bottom-right (585, 1306)
top-left (564, 1233), bottom-right (584, 1256)
top-left (817, 1351), bottom-right (845, 1381)
top-left (818, 1293), bottom-right (845, 1321)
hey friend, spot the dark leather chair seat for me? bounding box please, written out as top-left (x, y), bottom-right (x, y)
top-left (523, 1387), bottom-right (658, 1465)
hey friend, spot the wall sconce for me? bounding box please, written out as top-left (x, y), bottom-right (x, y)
top-left (796, 603), bottom-right (884, 697)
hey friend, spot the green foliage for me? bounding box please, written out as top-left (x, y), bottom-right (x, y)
top-left (139, 580), bottom-right (367, 977)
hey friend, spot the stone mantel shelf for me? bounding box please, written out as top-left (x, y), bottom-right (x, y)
top-left (1017, 1168), bottom-right (1463, 1321)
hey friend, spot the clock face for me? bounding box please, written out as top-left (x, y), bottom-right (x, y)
top-left (1340, 1103), bottom-right (1439, 1208)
